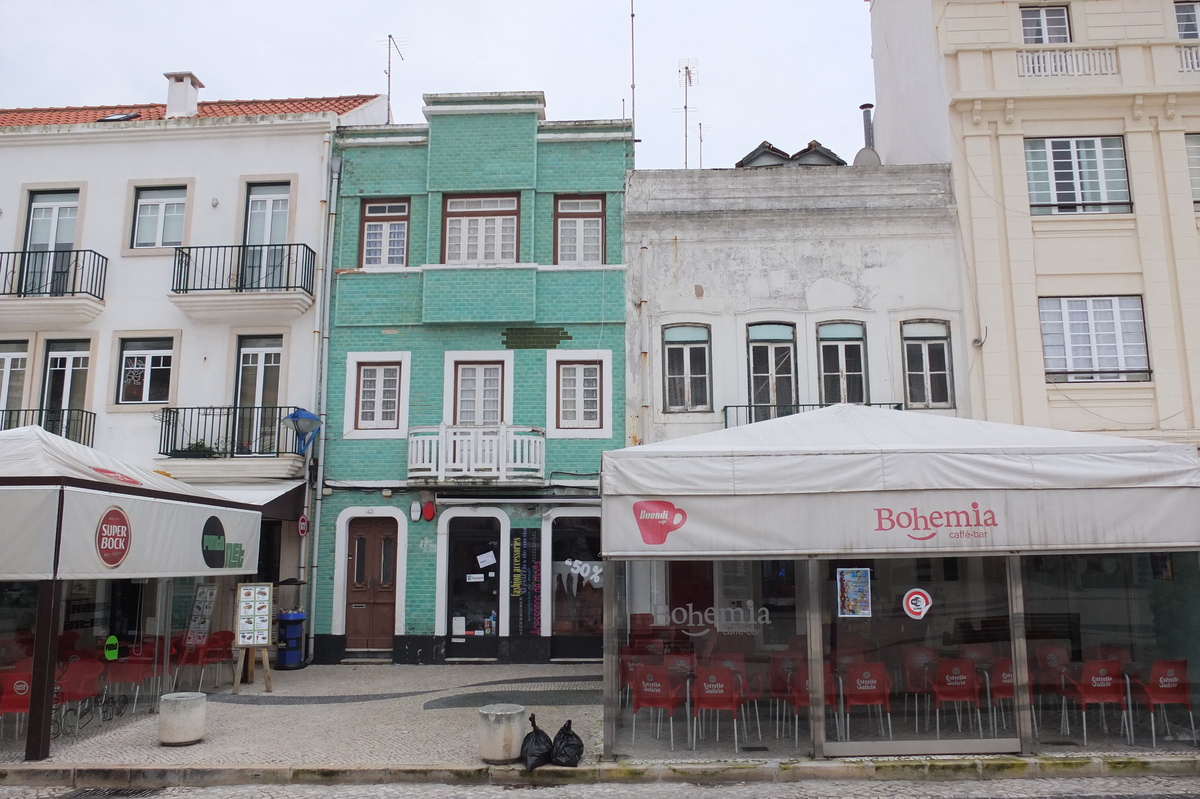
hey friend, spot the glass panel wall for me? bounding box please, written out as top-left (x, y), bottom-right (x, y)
top-left (1023, 552), bottom-right (1200, 752)
top-left (0, 581), bottom-right (37, 758)
top-left (820, 557), bottom-right (1016, 754)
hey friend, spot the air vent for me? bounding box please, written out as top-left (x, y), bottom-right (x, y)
top-left (66, 789), bottom-right (161, 798)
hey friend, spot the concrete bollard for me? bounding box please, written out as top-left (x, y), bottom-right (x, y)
top-left (477, 703), bottom-right (525, 764)
top-left (159, 691), bottom-right (207, 746)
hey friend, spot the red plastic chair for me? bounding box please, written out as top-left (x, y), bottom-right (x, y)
top-left (105, 659), bottom-right (154, 715)
top-left (957, 643), bottom-right (993, 665)
top-left (631, 664), bottom-right (688, 750)
top-left (56, 659), bottom-right (104, 735)
top-left (985, 656), bottom-right (1036, 738)
top-left (199, 631), bottom-right (235, 691)
top-left (619, 647), bottom-right (662, 707)
top-left (1031, 642), bottom-right (1071, 724)
top-left (691, 665), bottom-right (744, 753)
top-left (769, 651), bottom-right (805, 738)
top-left (901, 645), bottom-right (938, 732)
top-left (1131, 659), bottom-right (1194, 748)
top-left (784, 662), bottom-right (844, 746)
top-left (1060, 659), bottom-right (1130, 746)
top-left (0, 671), bottom-right (32, 740)
top-left (172, 633), bottom-right (212, 691)
top-left (841, 661), bottom-right (893, 740)
top-left (709, 652), bottom-right (763, 740)
top-left (932, 659), bottom-right (984, 739)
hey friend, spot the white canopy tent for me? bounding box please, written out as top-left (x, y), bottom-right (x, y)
top-left (601, 405), bottom-right (1200, 559)
top-left (0, 425), bottom-right (261, 579)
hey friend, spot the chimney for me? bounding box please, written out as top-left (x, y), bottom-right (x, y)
top-left (164, 72), bottom-right (204, 118)
top-left (860, 103), bottom-right (875, 149)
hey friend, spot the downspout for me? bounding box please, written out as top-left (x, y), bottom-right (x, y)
top-left (637, 235), bottom-right (650, 446)
top-left (305, 140), bottom-right (342, 664)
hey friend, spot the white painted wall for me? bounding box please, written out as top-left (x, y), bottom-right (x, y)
top-left (623, 165), bottom-right (968, 445)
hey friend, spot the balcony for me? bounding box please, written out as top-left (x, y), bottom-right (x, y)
top-left (0, 250), bottom-right (107, 331)
top-left (407, 424), bottom-right (546, 483)
top-left (723, 403), bottom-right (903, 429)
top-left (1180, 45), bottom-right (1200, 72)
top-left (1017, 48), bottom-right (1118, 78)
top-left (169, 244), bottom-right (316, 321)
top-left (156, 405), bottom-right (306, 482)
top-left (0, 408), bottom-right (95, 447)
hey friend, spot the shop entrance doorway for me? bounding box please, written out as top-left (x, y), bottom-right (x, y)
top-left (345, 517), bottom-right (397, 651)
top-left (446, 517), bottom-right (501, 659)
top-left (549, 516), bottom-right (603, 659)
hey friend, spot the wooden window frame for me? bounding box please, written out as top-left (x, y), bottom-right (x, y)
top-left (442, 195), bottom-right (520, 265)
top-left (355, 362), bottom-right (402, 430)
top-left (454, 361), bottom-right (506, 425)
top-left (553, 195), bottom-right (605, 265)
top-left (900, 320), bottom-right (954, 409)
top-left (360, 199), bottom-right (409, 268)
top-left (556, 360), bottom-right (603, 429)
top-left (663, 324), bottom-right (713, 413)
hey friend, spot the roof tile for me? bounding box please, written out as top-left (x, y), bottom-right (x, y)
top-left (0, 95), bottom-right (380, 127)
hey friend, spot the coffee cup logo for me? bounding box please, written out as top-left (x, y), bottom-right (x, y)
top-left (633, 500), bottom-right (687, 545)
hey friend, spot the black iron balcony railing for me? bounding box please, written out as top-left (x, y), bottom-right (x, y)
top-left (0, 250), bottom-right (107, 300)
top-left (0, 408), bottom-right (96, 446)
top-left (158, 405), bottom-right (301, 458)
top-left (172, 244), bottom-right (316, 295)
top-left (723, 402), bottom-right (903, 428)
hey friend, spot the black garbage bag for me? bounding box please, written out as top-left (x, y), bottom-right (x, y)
top-left (520, 713), bottom-right (553, 771)
top-left (550, 719), bottom-right (584, 767)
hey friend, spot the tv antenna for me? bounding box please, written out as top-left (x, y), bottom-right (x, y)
top-left (384, 35), bottom-right (408, 124)
top-left (678, 59), bottom-right (698, 168)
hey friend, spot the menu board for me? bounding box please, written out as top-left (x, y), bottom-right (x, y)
top-left (236, 582), bottom-right (274, 648)
top-left (185, 583), bottom-right (218, 650)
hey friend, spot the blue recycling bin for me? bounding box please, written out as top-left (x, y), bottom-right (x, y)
top-left (276, 611), bottom-right (306, 670)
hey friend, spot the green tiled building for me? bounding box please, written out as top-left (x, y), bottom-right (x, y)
top-left (313, 92), bottom-right (631, 663)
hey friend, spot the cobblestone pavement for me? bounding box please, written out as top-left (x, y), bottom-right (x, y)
top-left (2, 776), bottom-right (1200, 798)
top-left (0, 664), bottom-right (603, 767)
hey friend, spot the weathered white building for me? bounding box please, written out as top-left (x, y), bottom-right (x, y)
top-left (623, 162), bottom-right (969, 446)
top-left (0, 74), bottom-right (385, 587)
top-left (871, 0), bottom-right (1200, 444)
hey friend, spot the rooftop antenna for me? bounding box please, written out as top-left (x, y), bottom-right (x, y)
top-left (678, 59), bottom-right (698, 168)
top-left (697, 122), bottom-right (710, 169)
top-left (630, 0), bottom-right (638, 164)
top-left (385, 35), bottom-right (408, 124)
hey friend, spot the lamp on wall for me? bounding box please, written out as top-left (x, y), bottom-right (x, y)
top-left (282, 408), bottom-right (323, 454)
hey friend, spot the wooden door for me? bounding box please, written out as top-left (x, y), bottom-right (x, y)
top-left (345, 517), bottom-right (397, 650)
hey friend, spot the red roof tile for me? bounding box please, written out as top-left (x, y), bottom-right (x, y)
top-left (0, 95), bottom-right (380, 127)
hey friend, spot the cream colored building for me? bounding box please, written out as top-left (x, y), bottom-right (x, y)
top-left (871, 0), bottom-right (1200, 443)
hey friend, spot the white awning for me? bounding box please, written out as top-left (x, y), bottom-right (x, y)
top-left (600, 405), bottom-right (1200, 558)
top-left (0, 426), bottom-right (261, 580)
top-left (203, 481), bottom-right (304, 508)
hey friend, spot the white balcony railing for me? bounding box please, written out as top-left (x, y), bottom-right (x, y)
top-left (1180, 45), bottom-right (1200, 72)
top-left (407, 423), bottom-right (546, 482)
top-left (1018, 48), bottom-right (1118, 77)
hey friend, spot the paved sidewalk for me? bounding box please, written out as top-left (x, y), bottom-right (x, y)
top-left (2, 663), bottom-right (1200, 789)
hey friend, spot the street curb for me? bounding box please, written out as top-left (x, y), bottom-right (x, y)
top-left (0, 755), bottom-right (1198, 787)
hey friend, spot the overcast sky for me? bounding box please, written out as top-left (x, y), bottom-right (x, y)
top-left (0, 1), bottom-right (875, 170)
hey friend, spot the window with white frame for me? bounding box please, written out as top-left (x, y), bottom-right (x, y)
top-left (747, 324), bottom-right (797, 422)
top-left (1024, 137), bottom-right (1131, 215)
top-left (1021, 6), bottom-right (1071, 43)
top-left (118, 337), bottom-right (172, 404)
top-left (555, 197), bottom-right (604, 264)
top-left (1186, 134), bottom-right (1200, 209)
top-left (818, 322), bottom-right (867, 404)
top-left (902, 321), bottom-right (954, 408)
top-left (1179, 2), bottom-right (1199, 38)
top-left (455, 363), bottom-right (504, 424)
top-left (361, 200), bottom-right (408, 267)
top-left (132, 187), bottom-right (186, 248)
top-left (445, 196), bottom-right (518, 264)
top-left (356, 363), bottom-right (401, 429)
top-left (663, 325), bottom-right (711, 412)
top-left (1038, 296), bottom-right (1150, 382)
top-left (557, 361), bottom-right (601, 429)
top-left (0, 341), bottom-right (27, 425)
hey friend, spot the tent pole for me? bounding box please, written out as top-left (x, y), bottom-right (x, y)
top-left (26, 484), bottom-right (67, 761)
top-left (806, 558), bottom-right (826, 758)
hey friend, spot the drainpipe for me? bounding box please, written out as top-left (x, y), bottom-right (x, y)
top-left (637, 235), bottom-right (650, 446)
top-left (305, 144), bottom-right (342, 665)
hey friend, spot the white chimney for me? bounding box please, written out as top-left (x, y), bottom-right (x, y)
top-left (164, 72), bottom-right (204, 118)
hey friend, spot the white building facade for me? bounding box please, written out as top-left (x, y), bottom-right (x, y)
top-left (871, 0), bottom-right (1200, 444)
top-left (0, 74), bottom-right (385, 593)
top-left (623, 164), bottom-right (970, 446)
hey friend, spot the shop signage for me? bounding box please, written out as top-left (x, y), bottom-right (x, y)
top-left (104, 635), bottom-right (119, 661)
top-left (837, 568), bottom-right (871, 617)
top-left (297, 514), bottom-right (309, 537)
top-left (201, 516), bottom-right (245, 569)
top-left (96, 506), bottom-right (131, 568)
top-left (650, 602), bottom-right (770, 632)
top-left (90, 467), bottom-right (141, 485)
top-left (902, 588), bottom-right (933, 619)
top-left (633, 500), bottom-right (687, 545)
top-left (874, 501), bottom-right (998, 541)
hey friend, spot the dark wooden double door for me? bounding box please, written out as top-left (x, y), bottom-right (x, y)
top-left (345, 517), bottom-right (397, 651)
